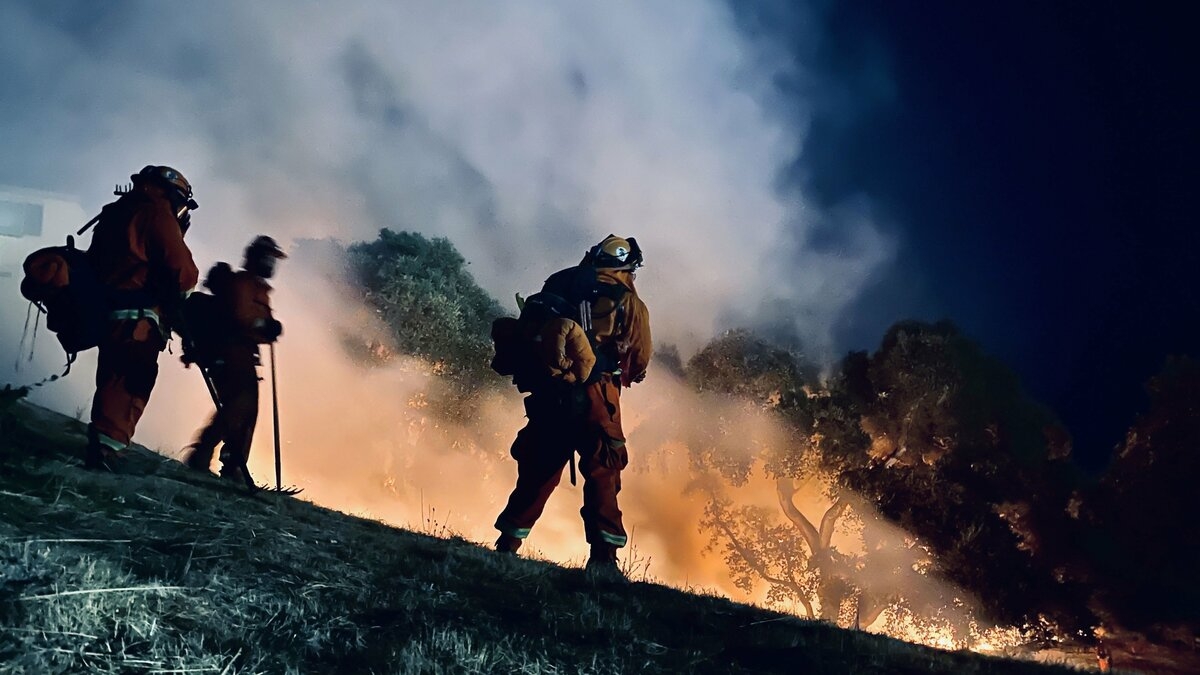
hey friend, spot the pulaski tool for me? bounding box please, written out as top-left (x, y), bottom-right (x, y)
top-left (267, 343), bottom-right (302, 495)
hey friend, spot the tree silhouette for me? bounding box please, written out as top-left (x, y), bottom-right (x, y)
top-left (302, 229), bottom-right (510, 423)
top-left (348, 229), bottom-right (505, 382)
top-left (1090, 356), bottom-right (1200, 634)
top-left (828, 321), bottom-right (1088, 635)
top-left (684, 330), bottom-right (868, 623)
top-left (683, 323), bottom-right (1091, 637)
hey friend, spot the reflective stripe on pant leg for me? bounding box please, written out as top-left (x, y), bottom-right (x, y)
top-left (579, 455), bottom-right (627, 547)
top-left (579, 381), bottom-right (629, 547)
top-left (597, 530), bottom-right (628, 547)
top-left (493, 519), bottom-right (532, 540)
top-left (95, 431), bottom-right (126, 452)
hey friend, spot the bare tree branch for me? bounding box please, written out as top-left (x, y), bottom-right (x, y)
top-left (818, 498), bottom-right (849, 551)
top-left (857, 592), bottom-right (891, 629)
top-left (775, 477), bottom-right (821, 555)
top-left (708, 506), bottom-right (815, 618)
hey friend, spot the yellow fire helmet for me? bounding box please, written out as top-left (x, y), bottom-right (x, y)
top-left (132, 165), bottom-right (197, 208)
top-left (587, 234), bottom-right (643, 271)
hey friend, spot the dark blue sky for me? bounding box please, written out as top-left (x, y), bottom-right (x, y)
top-left (760, 1), bottom-right (1198, 468)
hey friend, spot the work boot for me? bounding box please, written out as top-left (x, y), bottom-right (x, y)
top-left (219, 462), bottom-right (248, 485)
top-left (218, 450), bottom-right (252, 484)
top-left (85, 443), bottom-right (124, 472)
top-left (84, 426), bottom-right (125, 473)
top-left (494, 533), bottom-right (523, 555)
top-left (585, 543), bottom-right (627, 584)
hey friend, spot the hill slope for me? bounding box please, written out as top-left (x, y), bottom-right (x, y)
top-left (0, 399), bottom-right (1079, 674)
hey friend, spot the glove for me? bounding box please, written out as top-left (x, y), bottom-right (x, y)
top-left (180, 342), bottom-right (197, 367)
top-left (263, 319), bottom-right (283, 342)
top-left (165, 295), bottom-right (191, 343)
top-left (179, 335), bottom-right (210, 368)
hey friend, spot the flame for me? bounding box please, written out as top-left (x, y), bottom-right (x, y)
top-left (1, 255), bottom-right (1041, 659)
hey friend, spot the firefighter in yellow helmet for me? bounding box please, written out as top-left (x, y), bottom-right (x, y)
top-left (85, 165), bottom-right (200, 471)
top-left (183, 235), bottom-right (286, 484)
top-left (494, 235), bottom-right (652, 580)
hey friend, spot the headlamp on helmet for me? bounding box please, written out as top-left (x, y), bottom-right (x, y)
top-left (132, 165), bottom-right (198, 233)
top-left (587, 234), bottom-right (643, 271)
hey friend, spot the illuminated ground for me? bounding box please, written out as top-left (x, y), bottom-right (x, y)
top-left (1, 399), bottom-right (1085, 674)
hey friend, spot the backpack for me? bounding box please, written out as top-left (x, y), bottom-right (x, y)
top-left (490, 265), bottom-right (629, 392)
top-left (179, 262), bottom-right (235, 367)
top-left (20, 227), bottom-right (157, 369)
top-left (19, 236), bottom-right (112, 363)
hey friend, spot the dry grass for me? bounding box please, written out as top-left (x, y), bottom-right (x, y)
top-left (0, 400), bottom-right (1085, 674)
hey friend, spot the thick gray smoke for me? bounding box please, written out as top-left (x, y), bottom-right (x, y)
top-left (0, 0), bottom-right (890, 356)
top-left (0, 0), bottom-right (914, 627)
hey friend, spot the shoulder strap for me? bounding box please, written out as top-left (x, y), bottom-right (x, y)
top-left (590, 282), bottom-right (627, 319)
top-left (542, 265), bottom-right (597, 302)
top-left (87, 194), bottom-right (139, 237)
top-left (535, 265), bottom-right (632, 346)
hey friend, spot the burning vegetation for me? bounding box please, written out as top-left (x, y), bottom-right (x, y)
top-left (0, 400), bottom-right (1086, 674)
top-left (5, 228), bottom-right (1197, 672)
top-left (313, 229), bottom-right (1200, 670)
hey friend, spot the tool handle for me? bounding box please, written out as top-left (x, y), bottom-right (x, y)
top-left (271, 343), bottom-right (282, 490)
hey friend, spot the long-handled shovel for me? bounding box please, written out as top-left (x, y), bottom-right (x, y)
top-left (267, 342), bottom-right (302, 495)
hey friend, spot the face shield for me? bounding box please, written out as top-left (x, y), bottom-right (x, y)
top-left (245, 237), bottom-right (287, 279)
top-left (169, 191), bottom-right (199, 235)
top-left (591, 236), bottom-right (644, 271)
top-left (623, 237), bottom-right (644, 270)
top-left (257, 255), bottom-right (279, 279)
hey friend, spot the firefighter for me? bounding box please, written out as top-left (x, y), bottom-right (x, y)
top-left (494, 235), bottom-right (652, 580)
top-left (84, 165), bottom-right (200, 471)
top-left (183, 235), bottom-right (285, 484)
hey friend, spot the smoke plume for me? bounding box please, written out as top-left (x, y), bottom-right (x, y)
top-left (0, 0), bottom-right (929, 638)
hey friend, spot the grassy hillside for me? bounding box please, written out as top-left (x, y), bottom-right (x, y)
top-left (0, 399), bottom-right (1083, 674)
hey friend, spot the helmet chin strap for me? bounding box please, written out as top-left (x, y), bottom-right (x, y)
top-left (169, 189), bottom-right (197, 235)
top-left (177, 207), bottom-right (192, 235)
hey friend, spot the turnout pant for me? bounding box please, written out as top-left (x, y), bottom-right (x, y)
top-left (495, 375), bottom-right (630, 548)
top-left (91, 318), bottom-right (165, 450)
top-left (191, 346), bottom-right (260, 473)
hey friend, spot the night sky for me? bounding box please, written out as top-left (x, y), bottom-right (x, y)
top-left (756, 1), bottom-right (1198, 469)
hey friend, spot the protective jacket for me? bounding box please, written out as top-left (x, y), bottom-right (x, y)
top-left (185, 268), bottom-right (281, 480)
top-left (226, 270), bottom-right (281, 352)
top-left (86, 185), bottom-right (198, 452)
top-left (87, 187), bottom-right (199, 320)
top-left (495, 266), bottom-right (652, 552)
top-left (591, 269), bottom-right (651, 385)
